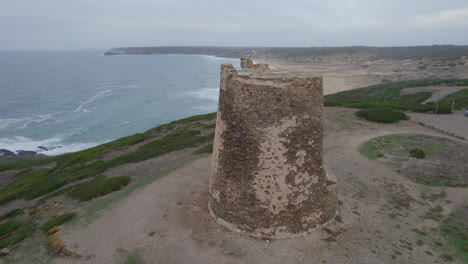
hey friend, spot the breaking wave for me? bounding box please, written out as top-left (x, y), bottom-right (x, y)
top-left (0, 136), bottom-right (102, 156)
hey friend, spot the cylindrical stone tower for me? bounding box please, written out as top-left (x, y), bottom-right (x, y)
top-left (209, 59), bottom-right (338, 239)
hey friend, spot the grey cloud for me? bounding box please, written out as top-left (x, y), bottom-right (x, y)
top-left (0, 0), bottom-right (467, 49)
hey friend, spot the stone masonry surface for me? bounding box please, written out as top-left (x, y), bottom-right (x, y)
top-left (209, 58), bottom-right (338, 239)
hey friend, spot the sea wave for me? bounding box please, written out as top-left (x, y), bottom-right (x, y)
top-left (188, 88), bottom-right (219, 101)
top-left (0, 112), bottom-right (66, 131)
top-left (200, 55), bottom-right (239, 63)
top-left (0, 136), bottom-right (101, 156)
top-left (74, 84), bottom-right (147, 113)
top-left (75, 89), bottom-right (113, 113)
top-left (0, 118), bottom-right (26, 130)
top-left (17, 114), bottom-right (56, 129)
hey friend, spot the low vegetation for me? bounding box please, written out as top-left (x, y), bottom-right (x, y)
top-left (0, 112), bottom-right (218, 259)
top-left (440, 88), bottom-right (468, 110)
top-left (326, 78), bottom-right (467, 102)
top-left (356, 107), bottom-right (408, 123)
top-left (0, 113), bottom-right (216, 206)
top-left (193, 143), bottom-right (214, 154)
top-left (0, 208), bottom-right (24, 221)
top-left (41, 213), bottom-right (76, 232)
top-left (68, 176), bottom-right (130, 202)
top-left (124, 249), bottom-right (143, 264)
top-left (325, 78), bottom-right (468, 114)
top-left (107, 131), bottom-right (213, 166)
top-left (419, 207), bottom-right (468, 263)
top-left (0, 220), bottom-right (35, 248)
top-left (360, 134), bottom-right (467, 187)
top-left (409, 148), bottom-right (426, 159)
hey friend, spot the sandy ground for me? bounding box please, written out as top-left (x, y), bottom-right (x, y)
top-left (256, 59), bottom-right (376, 95)
top-left (55, 108), bottom-right (467, 264)
top-left (257, 57), bottom-right (468, 96)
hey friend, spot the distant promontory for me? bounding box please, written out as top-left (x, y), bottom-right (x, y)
top-left (104, 45), bottom-right (468, 60)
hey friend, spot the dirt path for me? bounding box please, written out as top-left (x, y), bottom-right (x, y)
top-left (422, 87), bottom-right (466, 104)
top-left (408, 111), bottom-right (468, 139)
top-left (55, 108), bottom-right (466, 264)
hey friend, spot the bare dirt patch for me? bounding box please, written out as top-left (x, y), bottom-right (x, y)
top-left (257, 56), bottom-right (468, 96)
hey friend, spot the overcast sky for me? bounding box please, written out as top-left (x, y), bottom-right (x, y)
top-left (1, 0), bottom-right (468, 50)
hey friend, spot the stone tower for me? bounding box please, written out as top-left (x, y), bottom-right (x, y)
top-left (209, 59), bottom-right (337, 239)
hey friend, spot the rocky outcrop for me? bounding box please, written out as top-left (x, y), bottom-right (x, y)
top-left (17, 150), bottom-right (37, 156)
top-left (0, 149), bottom-right (15, 157)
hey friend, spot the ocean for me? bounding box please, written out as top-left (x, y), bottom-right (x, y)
top-left (0, 50), bottom-right (239, 155)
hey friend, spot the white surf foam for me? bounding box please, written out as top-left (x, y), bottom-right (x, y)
top-left (74, 84), bottom-right (149, 113)
top-left (0, 118), bottom-right (25, 130)
top-left (17, 114), bottom-right (55, 130)
top-left (200, 55), bottom-right (239, 62)
top-left (75, 89), bottom-right (113, 113)
top-left (0, 136), bottom-right (101, 156)
top-left (189, 88), bottom-right (219, 101)
top-left (0, 111), bottom-right (66, 131)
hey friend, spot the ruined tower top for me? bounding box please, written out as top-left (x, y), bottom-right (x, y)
top-left (240, 58), bottom-right (270, 71)
top-left (225, 58), bottom-right (321, 89)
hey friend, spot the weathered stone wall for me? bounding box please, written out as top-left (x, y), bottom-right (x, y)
top-left (240, 58), bottom-right (270, 71)
top-left (209, 59), bottom-right (337, 239)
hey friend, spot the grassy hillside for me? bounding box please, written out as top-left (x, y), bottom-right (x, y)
top-left (0, 112), bottom-right (217, 255)
top-left (324, 78), bottom-right (468, 114)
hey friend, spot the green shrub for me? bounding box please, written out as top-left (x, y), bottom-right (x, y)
top-left (0, 220), bottom-right (21, 237)
top-left (193, 144), bottom-right (214, 154)
top-left (68, 175), bottom-right (130, 202)
top-left (409, 148), bottom-right (426, 159)
top-left (124, 249), bottom-right (143, 264)
top-left (325, 78), bottom-right (468, 102)
top-left (105, 130), bottom-right (212, 167)
top-left (440, 89), bottom-right (468, 110)
top-left (0, 157), bottom-right (56, 173)
top-left (356, 107), bottom-right (408, 123)
top-left (433, 104), bottom-right (453, 114)
top-left (203, 123), bottom-right (216, 129)
top-left (407, 103), bottom-right (452, 114)
top-left (41, 213), bottom-right (76, 232)
top-left (162, 112), bottom-right (216, 126)
top-left (343, 102), bottom-right (395, 109)
top-left (409, 104), bottom-right (436, 113)
top-left (387, 92), bottom-right (432, 106)
top-left (324, 100), bottom-right (343, 107)
top-left (0, 208), bottom-right (24, 221)
top-left (0, 221), bottom-right (34, 248)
